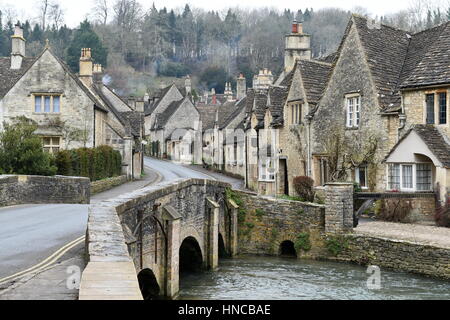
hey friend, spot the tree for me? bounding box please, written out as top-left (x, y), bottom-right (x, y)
top-left (93, 0), bottom-right (109, 25)
top-left (0, 117), bottom-right (57, 175)
top-left (199, 66), bottom-right (228, 93)
top-left (66, 20), bottom-right (107, 72)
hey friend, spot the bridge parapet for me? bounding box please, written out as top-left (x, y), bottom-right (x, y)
top-left (80, 178), bottom-right (233, 300)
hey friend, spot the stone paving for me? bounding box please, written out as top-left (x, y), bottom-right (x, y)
top-left (184, 164), bottom-right (245, 190)
top-left (355, 219), bottom-right (450, 249)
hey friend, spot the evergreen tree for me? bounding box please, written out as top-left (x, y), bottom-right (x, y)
top-left (66, 20), bottom-right (107, 72)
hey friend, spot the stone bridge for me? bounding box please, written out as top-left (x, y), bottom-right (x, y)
top-left (79, 178), bottom-right (239, 300)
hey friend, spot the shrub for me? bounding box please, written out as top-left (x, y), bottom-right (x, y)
top-left (435, 195), bottom-right (450, 227)
top-left (325, 235), bottom-right (348, 256)
top-left (54, 145), bottom-right (122, 181)
top-left (377, 198), bottom-right (412, 222)
top-left (0, 117), bottom-right (57, 176)
top-left (55, 150), bottom-right (73, 176)
top-left (294, 232), bottom-right (311, 252)
top-left (293, 176), bottom-right (315, 202)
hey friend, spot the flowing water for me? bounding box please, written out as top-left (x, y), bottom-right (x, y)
top-left (179, 256), bottom-right (450, 300)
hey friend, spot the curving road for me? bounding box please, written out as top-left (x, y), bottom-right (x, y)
top-left (0, 158), bottom-right (234, 282)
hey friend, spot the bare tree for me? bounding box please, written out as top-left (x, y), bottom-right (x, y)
top-left (93, 0), bottom-right (109, 25)
top-left (49, 3), bottom-right (64, 29)
top-left (38, 0), bottom-right (50, 30)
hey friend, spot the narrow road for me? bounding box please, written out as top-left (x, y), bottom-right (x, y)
top-left (0, 204), bottom-right (88, 279)
top-left (143, 157), bottom-right (213, 181)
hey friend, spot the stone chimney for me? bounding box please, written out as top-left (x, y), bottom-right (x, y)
top-left (11, 24), bottom-right (26, 69)
top-left (144, 92), bottom-right (150, 103)
top-left (93, 63), bottom-right (103, 84)
top-left (79, 48), bottom-right (93, 87)
top-left (211, 88), bottom-right (217, 105)
top-left (284, 19), bottom-right (311, 72)
top-left (135, 98), bottom-right (144, 113)
top-left (185, 75), bottom-right (192, 96)
top-left (128, 97), bottom-right (136, 110)
top-left (236, 73), bottom-right (246, 100)
top-left (252, 69), bottom-right (274, 90)
top-left (224, 82), bottom-right (233, 101)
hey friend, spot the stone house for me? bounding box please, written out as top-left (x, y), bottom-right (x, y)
top-left (0, 24), bottom-right (143, 179)
top-left (149, 95), bottom-right (201, 164)
top-left (312, 15), bottom-right (450, 200)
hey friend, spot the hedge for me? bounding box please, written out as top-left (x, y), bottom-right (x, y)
top-left (55, 145), bottom-right (122, 181)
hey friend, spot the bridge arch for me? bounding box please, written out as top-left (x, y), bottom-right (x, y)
top-left (179, 236), bottom-right (203, 275)
top-left (218, 232), bottom-right (228, 258)
top-left (137, 268), bottom-right (160, 300)
top-left (279, 240), bottom-right (297, 258)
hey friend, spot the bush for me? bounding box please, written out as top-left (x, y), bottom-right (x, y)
top-left (293, 176), bottom-right (315, 202)
top-left (0, 117), bottom-right (57, 176)
top-left (54, 145), bottom-right (122, 181)
top-left (435, 195), bottom-right (450, 227)
top-left (377, 198), bottom-right (412, 222)
top-left (294, 232), bottom-right (312, 252)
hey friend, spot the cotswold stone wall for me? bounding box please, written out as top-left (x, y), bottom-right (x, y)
top-left (0, 175), bottom-right (90, 206)
top-left (380, 195), bottom-right (436, 223)
top-left (90, 175), bottom-right (128, 195)
top-left (235, 190), bottom-right (326, 257)
top-left (333, 234), bottom-right (450, 280)
top-left (325, 183), bottom-right (354, 232)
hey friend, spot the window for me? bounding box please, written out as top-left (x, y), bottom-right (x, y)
top-left (355, 165), bottom-right (368, 189)
top-left (346, 96), bottom-right (360, 128)
top-left (42, 137), bottom-right (60, 154)
top-left (387, 163), bottom-right (433, 191)
top-left (416, 164), bottom-right (432, 191)
top-left (259, 158), bottom-right (275, 181)
top-left (402, 164), bottom-right (413, 189)
top-left (439, 92), bottom-right (447, 124)
top-left (388, 164), bottom-right (400, 190)
top-left (291, 103), bottom-right (301, 124)
top-left (426, 94), bottom-right (435, 124)
top-left (34, 95), bottom-right (61, 113)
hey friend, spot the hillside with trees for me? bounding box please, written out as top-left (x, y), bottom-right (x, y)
top-left (1, 0), bottom-right (449, 96)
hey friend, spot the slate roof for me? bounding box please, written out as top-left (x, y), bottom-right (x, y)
top-left (400, 22), bottom-right (450, 88)
top-left (145, 84), bottom-right (175, 116)
top-left (220, 97), bottom-right (247, 129)
top-left (385, 125), bottom-right (450, 168)
top-left (0, 57), bottom-right (36, 98)
top-left (298, 60), bottom-right (332, 104)
top-left (152, 99), bottom-right (184, 130)
top-left (352, 15), bottom-right (411, 111)
top-left (197, 105), bottom-right (218, 131)
top-left (268, 85), bottom-right (289, 127)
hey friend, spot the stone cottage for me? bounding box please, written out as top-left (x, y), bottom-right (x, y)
top-left (0, 24), bottom-right (143, 179)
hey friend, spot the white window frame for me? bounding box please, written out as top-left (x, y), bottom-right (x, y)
top-left (355, 165), bottom-right (368, 189)
top-left (346, 95), bottom-right (360, 128)
top-left (259, 157), bottom-right (275, 182)
top-left (386, 163), bottom-right (433, 192)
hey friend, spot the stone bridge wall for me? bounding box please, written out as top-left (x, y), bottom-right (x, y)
top-left (80, 178), bottom-right (235, 300)
top-left (0, 175), bottom-right (90, 206)
top-left (234, 190), bottom-right (326, 258)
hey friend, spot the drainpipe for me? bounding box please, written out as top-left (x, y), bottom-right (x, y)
top-left (306, 114), bottom-right (313, 177)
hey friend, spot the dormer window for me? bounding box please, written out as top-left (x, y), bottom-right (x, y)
top-left (346, 95), bottom-right (360, 128)
top-left (34, 94), bottom-right (61, 113)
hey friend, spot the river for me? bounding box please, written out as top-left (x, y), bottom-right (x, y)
top-left (179, 256), bottom-right (450, 300)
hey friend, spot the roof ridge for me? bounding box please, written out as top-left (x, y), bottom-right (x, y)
top-left (352, 13), bottom-right (409, 34)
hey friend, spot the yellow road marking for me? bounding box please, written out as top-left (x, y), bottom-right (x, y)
top-left (0, 235), bottom-right (85, 285)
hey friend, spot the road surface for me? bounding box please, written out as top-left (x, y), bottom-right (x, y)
top-left (0, 159), bottom-right (241, 283)
top-left (0, 204), bottom-right (88, 279)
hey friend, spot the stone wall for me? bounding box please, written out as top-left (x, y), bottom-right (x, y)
top-left (234, 190), bottom-right (326, 257)
top-left (0, 174), bottom-right (90, 206)
top-left (379, 195), bottom-right (436, 223)
top-left (90, 175), bottom-right (128, 195)
top-left (333, 234), bottom-right (450, 280)
top-left (325, 182), bottom-right (354, 232)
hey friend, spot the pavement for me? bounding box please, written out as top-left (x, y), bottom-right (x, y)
top-left (354, 219), bottom-right (450, 249)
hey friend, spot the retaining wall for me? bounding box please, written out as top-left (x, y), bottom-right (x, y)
top-left (0, 174), bottom-right (90, 206)
top-left (90, 175), bottom-right (128, 195)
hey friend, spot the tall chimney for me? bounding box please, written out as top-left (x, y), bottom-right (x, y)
top-left (11, 24), bottom-right (26, 69)
top-left (211, 88), bottom-right (217, 105)
top-left (236, 73), bottom-right (246, 100)
top-left (79, 48), bottom-right (93, 87)
top-left (284, 19), bottom-right (311, 72)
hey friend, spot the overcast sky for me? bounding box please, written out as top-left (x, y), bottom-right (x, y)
top-left (0, 0), bottom-right (445, 27)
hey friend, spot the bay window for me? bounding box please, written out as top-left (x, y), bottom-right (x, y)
top-left (387, 163), bottom-right (433, 192)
